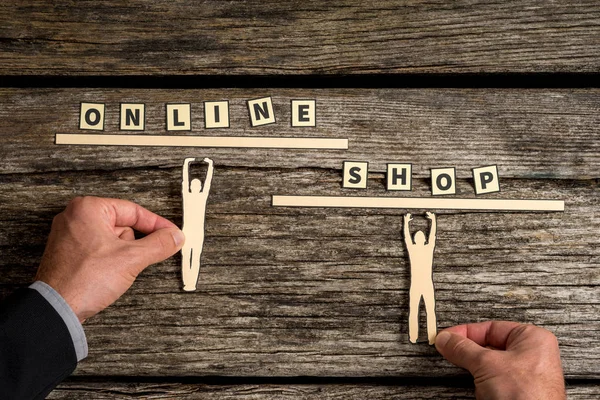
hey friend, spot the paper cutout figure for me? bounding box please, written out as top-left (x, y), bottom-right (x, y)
top-left (404, 212), bottom-right (437, 345)
top-left (181, 157), bottom-right (214, 292)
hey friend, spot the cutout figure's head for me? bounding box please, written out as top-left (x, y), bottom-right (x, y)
top-left (191, 178), bottom-right (203, 193)
top-left (413, 231), bottom-right (426, 246)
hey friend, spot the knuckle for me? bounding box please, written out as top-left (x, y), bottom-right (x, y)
top-left (521, 324), bottom-right (542, 337)
top-left (514, 323), bottom-right (536, 338)
top-left (65, 196), bottom-right (81, 213)
top-left (513, 324), bottom-right (559, 347)
top-left (68, 196), bottom-right (85, 208)
top-left (67, 196), bottom-right (86, 212)
top-left (70, 195), bottom-right (98, 209)
top-left (52, 213), bottom-right (64, 225)
top-left (65, 196), bottom-right (101, 218)
top-left (536, 327), bottom-right (559, 346)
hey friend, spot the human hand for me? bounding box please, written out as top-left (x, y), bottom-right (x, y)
top-left (184, 157), bottom-right (196, 164)
top-left (435, 321), bottom-right (565, 400)
top-left (405, 213), bottom-right (413, 223)
top-left (426, 211), bottom-right (435, 220)
top-left (35, 196), bottom-right (185, 323)
top-left (203, 157), bottom-right (213, 166)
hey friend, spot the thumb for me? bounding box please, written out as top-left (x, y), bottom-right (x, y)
top-left (435, 330), bottom-right (490, 373)
top-left (134, 227), bottom-right (185, 267)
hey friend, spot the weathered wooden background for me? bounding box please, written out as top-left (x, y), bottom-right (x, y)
top-left (0, 1), bottom-right (599, 399)
top-left (0, 1), bottom-right (599, 74)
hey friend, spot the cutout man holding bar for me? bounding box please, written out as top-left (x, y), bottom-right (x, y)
top-left (182, 157), bottom-right (214, 291)
top-left (404, 211), bottom-right (437, 344)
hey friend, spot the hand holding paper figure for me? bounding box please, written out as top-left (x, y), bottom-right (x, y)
top-left (35, 196), bottom-right (184, 322)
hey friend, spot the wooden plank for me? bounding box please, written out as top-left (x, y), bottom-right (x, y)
top-left (55, 134), bottom-right (349, 150)
top-left (272, 195), bottom-right (565, 211)
top-left (0, 168), bottom-right (597, 378)
top-left (0, 89), bottom-right (598, 178)
top-left (0, 1), bottom-right (598, 75)
top-left (46, 382), bottom-right (600, 399)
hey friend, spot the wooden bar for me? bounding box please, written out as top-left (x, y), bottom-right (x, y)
top-left (55, 134), bottom-right (349, 150)
top-left (272, 195), bottom-right (565, 211)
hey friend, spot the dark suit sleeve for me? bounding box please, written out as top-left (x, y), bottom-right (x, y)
top-left (0, 288), bottom-right (77, 400)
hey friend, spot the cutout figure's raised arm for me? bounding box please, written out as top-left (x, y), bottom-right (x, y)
top-left (403, 213), bottom-right (413, 246)
top-left (182, 157), bottom-right (195, 193)
top-left (426, 211), bottom-right (437, 246)
top-left (202, 158), bottom-right (214, 193)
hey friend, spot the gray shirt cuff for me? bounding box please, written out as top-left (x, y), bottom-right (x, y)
top-left (29, 281), bottom-right (88, 362)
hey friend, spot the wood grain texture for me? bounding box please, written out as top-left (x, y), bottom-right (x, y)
top-left (0, 88), bottom-right (599, 178)
top-left (0, 168), bottom-right (598, 378)
top-left (46, 382), bottom-right (600, 399)
top-left (0, 1), bottom-right (599, 75)
top-left (0, 88), bottom-right (597, 380)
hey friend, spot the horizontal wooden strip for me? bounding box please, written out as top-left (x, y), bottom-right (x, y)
top-left (272, 195), bottom-right (565, 211)
top-left (0, 1), bottom-right (599, 75)
top-left (1, 89), bottom-right (598, 178)
top-left (0, 167), bottom-right (597, 378)
top-left (55, 134), bottom-right (349, 149)
top-left (47, 382), bottom-right (600, 399)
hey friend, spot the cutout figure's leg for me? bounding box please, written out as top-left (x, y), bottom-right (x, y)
top-left (183, 234), bottom-right (205, 292)
top-left (186, 248), bottom-right (202, 292)
top-left (423, 285), bottom-right (437, 345)
top-left (181, 245), bottom-right (196, 291)
top-left (409, 287), bottom-right (421, 343)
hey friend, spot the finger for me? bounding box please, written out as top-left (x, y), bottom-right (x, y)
top-left (131, 227), bottom-right (185, 269)
top-left (435, 330), bottom-right (492, 373)
top-left (103, 198), bottom-right (178, 233)
top-left (117, 227), bottom-right (135, 241)
top-left (444, 321), bottom-right (523, 350)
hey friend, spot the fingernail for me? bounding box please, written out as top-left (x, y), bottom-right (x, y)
top-left (172, 229), bottom-right (185, 247)
top-left (435, 331), bottom-right (451, 349)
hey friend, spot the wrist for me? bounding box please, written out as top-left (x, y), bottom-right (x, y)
top-left (29, 281), bottom-right (89, 361)
top-left (37, 277), bottom-right (86, 323)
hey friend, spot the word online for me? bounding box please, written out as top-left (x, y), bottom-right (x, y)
top-left (78, 97), bottom-right (316, 131)
top-left (343, 162), bottom-right (501, 195)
